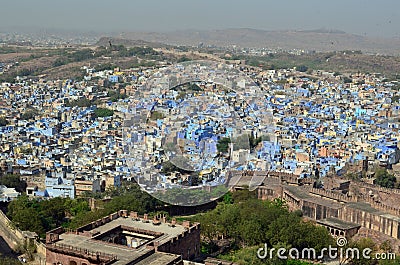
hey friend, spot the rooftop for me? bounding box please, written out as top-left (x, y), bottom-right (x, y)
top-left (317, 217), bottom-right (361, 230)
top-left (47, 211), bottom-right (198, 265)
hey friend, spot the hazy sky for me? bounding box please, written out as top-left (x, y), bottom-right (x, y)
top-left (1, 0), bottom-right (399, 37)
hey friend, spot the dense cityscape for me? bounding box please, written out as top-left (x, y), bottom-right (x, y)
top-left (1, 2), bottom-right (400, 265)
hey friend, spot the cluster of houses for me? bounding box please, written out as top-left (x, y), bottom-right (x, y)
top-left (259, 72), bottom-right (400, 180)
top-left (122, 61), bottom-right (276, 193)
top-left (0, 76), bottom-right (138, 200)
top-left (1, 59), bottom-right (400, 201)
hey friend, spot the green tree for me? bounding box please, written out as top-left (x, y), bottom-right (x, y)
top-left (195, 194), bottom-right (334, 258)
top-left (67, 183), bottom-right (161, 229)
top-left (218, 244), bottom-right (315, 265)
top-left (391, 95), bottom-right (400, 103)
top-left (343, 76), bottom-right (353, 83)
top-left (161, 161), bottom-right (180, 174)
top-left (108, 89), bottom-right (127, 102)
top-left (346, 238), bottom-right (377, 265)
top-left (65, 98), bottom-right (92, 108)
top-left (0, 117), bottom-right (8, 126)
top-left (217, 137), bottom-right (231, 153)
top-left (222, 191), bottom-right (233, 204)
top-left (8, 196), bottom-right (92, 237)
top-left (0, 174), bottom-right (27, 192)
top-left (21, 110), bottom-right (38, 120)
top-left (177, 56), bottom-right (191, 63)
top-left (52, 57), bottom-right (68, 67)
top-left (374, 168), bottom-right (397, 188)
top-left (18, 68), bottom-right (33, 76)
top-left (69, 49), bottom-right (95, 62)
top-left (150, 111), bottom-right (165, 121)
top-left (249, 134), bottom-right (263, 150)
top-left (379, 257), bottom-right (400, 265)
top-left (232, 188), bottom-right (257, 203)
top-left (0, 257), bottom-right (23, 265)
top-left (296, 65), bottom-right (308, 72)
top-left (10, 207), bottom-right (45, 236)
top-left (94, 108), bottom-right (114, 118)
top-left (63, 198), bottom-right (90, 216)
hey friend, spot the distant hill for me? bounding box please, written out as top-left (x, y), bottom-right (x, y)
top-left (96, 37), bottom-right (167, 48)
top-left (112, 28), bottom-right (400, 55)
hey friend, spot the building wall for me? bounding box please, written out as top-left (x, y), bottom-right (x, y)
top-left (46, 250), bottom-right (91, 265)
top-left (158, 223), bottom-right (201, 260)
top-left (302, 200), bottom-right (339, 220)
top-left (257, 185), bottom-right (282, 201)
top-left (242, 171), bottom-right (400, 247)
top-left (46, 211), bottom-right (201, 264)
top-left (75, 179), bottom-right (101, 196)
top-left (338, 206), bottom-right (400, 240)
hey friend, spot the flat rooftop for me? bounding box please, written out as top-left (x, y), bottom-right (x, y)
top-left (58, 233), bottom-right (147, 265)
top-left (88, 216), bottom-right (187, 245)
top-left (346, 202), bottom-right (380, 214)
top-left (285, 186), bottom-right (343, 209)
top-left (317, 217), bottom-right (361, 230)
top-left (53, 216), bottom-right (189, 265)
top-left (135, 252), bottom-right (181, 265)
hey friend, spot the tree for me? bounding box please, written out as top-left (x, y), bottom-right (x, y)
top-left (154, 187), bottom-right (213, 206)
top-left (52, 57), bottom-right (68, 67)
top-left (343, 77), bottom-right (353, 83)
top-left (177, 56), bottom-right (191, 63)
top-left (218, 244), bottom-right (315, 265)
top-left (0, 117), bottom-right (8, 126)
top-left (222, 191), bottom-right (233, 204)
top-left (21, 110), bottom-right (38, 121)
top-left (374, 168), bottom-right (397, 188)
top-left (63, 198), bottom-right (90, 216)
top-left (249, 134), bottom-right (263, 150)
top-left (18, 68), bottom-right (33, 77)
top-left (232, 188), bottom-right (257, 203)
top-left (108, 89), bottom-right (127, 102)
top-left (217, 137), bottom-right (231, 153)
top-left (345, 238), bottom-right (377, 265)
top-left (67, 183), bottom-right (162, 229)
top-left (69, 49), bottom-right (95, 62)
top-left (391, 95), bottom-right (400, 103)
top-left (8, 196), bottom-right (91, 237)
top-left (379, 257), bottom-right (400, 265)
top-left (188, 83), bottom-right (202, 91)
top-left (161, 161), bottom-right (180, 174)
top-left (0, 257), bottom-right (23, 265)
top-left (94, 108), bottom-right (114, 118)
top-left (296, 65), bottom-right (308, 72)
top-left (65, 98), bottom-right (92, 108)
top-left (10, 207), bottom-right (45, 236)
top-left (150, 111), bottom-right (165, 121)
top-left (195, 194), bottom-right (334, 259)
top-left (0, 174), bottom-right (27, 192)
